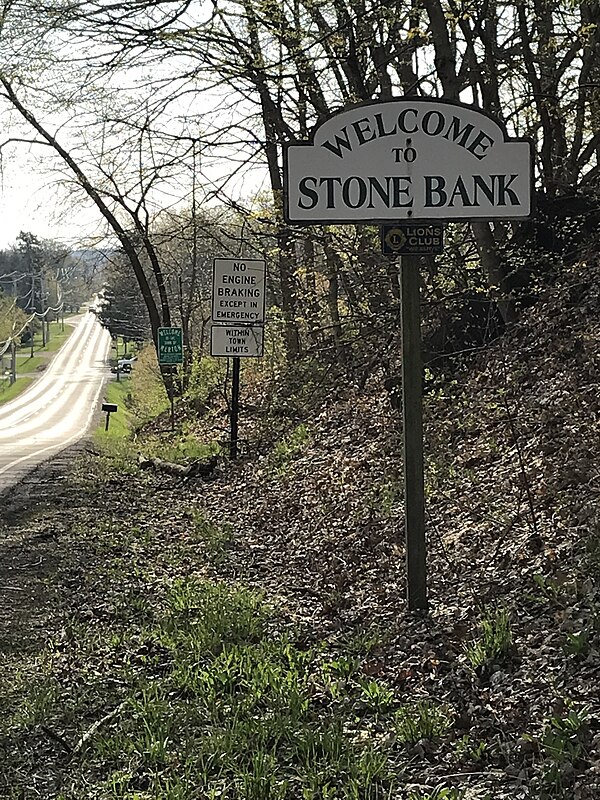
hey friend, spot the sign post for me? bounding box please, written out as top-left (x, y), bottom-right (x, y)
top-left (283, 97), bottom-right (532, 612)
top-left (158, 326), bottom-right (184, 432)
top-left (400, 255), bottom-right (427, 610)
top-left (211, 258), bottom-right (267, 459)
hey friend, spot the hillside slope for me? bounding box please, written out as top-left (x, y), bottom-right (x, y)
top-left (193, 258), bottom-right (600, 796)
top-left (1, 258), bottom-right (599, 799)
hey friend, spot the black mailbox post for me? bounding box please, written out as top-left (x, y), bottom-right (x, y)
top-left (101, 402), bottom-right (118, 431)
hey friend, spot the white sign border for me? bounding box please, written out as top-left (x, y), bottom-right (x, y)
top-left (210, 323), bottom-right (265, 358)
top-left (283, 97), bottom-right (534, 225)
top-left (212, 257), bottom-right (267, 325)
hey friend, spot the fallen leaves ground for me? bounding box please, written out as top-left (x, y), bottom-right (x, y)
top-left (1, 260), bottom-right (600, 799)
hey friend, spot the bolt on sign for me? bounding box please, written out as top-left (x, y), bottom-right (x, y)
top-left (158, 327), bottom-right (183, 365)
top-left (284, 98), bottom-right (533, 223)
top-left (211, 324), bottom-right (264, 358)
top-left (212, 258), bottom-right (266, 324)
top-left (382, 223), bottom-right (445, 255)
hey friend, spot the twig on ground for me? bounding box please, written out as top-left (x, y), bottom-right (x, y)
top-left (72, 702), bottom-right (126, 755)
top-left (40, 725), bottom-right (73, 754)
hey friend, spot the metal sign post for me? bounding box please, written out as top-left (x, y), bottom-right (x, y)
top-left (211, 258), bottom-right (267, 460)
top-left (400, 255), bottom-right (427, 611)
top-left (158, 327), bottom-right (183, 432)
top-left (282, 97), bottom-right (533, 612)
top-left (230, 357), bottom-right (241, 459)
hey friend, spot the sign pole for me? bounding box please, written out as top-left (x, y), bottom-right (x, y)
top-left (157, 328), bottom-right (184, 434)
top-left (230, 356), bottom-right (241, 459)
top-left (401, 254), bottom-right (428, 611)
top-left (283, 99), bottom-right (533, 615)
top-left (169, 369), bottom-right (175, 432)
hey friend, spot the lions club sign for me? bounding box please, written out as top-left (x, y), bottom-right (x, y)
top-left (284, 98), bottom-right (532, 223)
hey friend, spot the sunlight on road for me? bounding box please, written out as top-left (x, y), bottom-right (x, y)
top-left (0, 313), bottom-right (111, 489)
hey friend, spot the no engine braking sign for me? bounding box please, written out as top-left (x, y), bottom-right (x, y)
top-left (212, 258), bottom-right (266, 324)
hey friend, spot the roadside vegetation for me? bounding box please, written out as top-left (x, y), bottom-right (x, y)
top-left (2, 2), bottom-right (600, 796)
top-left (2, 257), bottom-right (600, 799)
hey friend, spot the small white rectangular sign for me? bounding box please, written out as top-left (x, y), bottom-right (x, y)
top-left (211, 324), bottom-right (264, 358)
top-left (212, 258), bottom-right (266, 324)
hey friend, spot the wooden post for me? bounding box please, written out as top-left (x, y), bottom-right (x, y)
top-left (10, 340), bottom-right (16, 385)
top-left (230, 356), bottom-right (240, 459)
top-left (169, 368), bottom-right (175, 432)
top-left (400, 255), bottom-right (428, 611)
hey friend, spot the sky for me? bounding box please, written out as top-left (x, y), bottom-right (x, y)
top-left (0, 140), bottom-right (270, 253)
top-left (0, 152), bottom-right (101, 250)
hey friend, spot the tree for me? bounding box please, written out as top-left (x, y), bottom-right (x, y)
top-left (2, 0), bottom-right (599, 377)
top-left (94, 241), bottom-right (151, 344)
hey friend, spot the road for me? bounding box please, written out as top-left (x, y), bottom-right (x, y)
top-left (0, 313), bottom-right (111, 490)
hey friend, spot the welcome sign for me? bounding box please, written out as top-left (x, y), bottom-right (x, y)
top-left (284, 98), bottom-right (532, 223)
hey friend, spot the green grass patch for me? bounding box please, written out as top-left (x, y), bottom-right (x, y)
top-left (95, 379), bottom-right (135, 441)
top-left (407, 789), bottom-right (466, 800)
top-left (395, 700), bottom-right (453, 744)
top-left (142, 432), bottom-right (221, 464)
top-left (41, 322), bottom-right (74, 353)
top-left (465, 606), bottom-right (513, 671)
top-left (2, 540), bottom-right (410, 798)
top-left (14, 355), bottom-right (46, 373)
top-left (93, 380), bottom-right (141, 475)
top-left (97, 576), bottom-right (399, 797)
top-left (0, 376), bottom-right (35, 404)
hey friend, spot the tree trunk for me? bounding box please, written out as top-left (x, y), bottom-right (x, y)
top-left (472, 222), bottom-right (516, 324)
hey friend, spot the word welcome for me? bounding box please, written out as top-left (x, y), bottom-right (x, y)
top-left (321, 109), bottom-right (495, 161)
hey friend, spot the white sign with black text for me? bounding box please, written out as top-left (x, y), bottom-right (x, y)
top-left (212, 258), bottom-right (266, 324)
top-left (284, 98), bottom-right (532, 223)
top-left (211, 324), bottom-right (264, 358)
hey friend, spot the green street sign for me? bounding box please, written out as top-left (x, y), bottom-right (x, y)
top-left (158, 327), bottom-right (183, 365)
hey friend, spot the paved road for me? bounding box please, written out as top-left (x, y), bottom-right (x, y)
top-left (0, 313), bottom-right (111, 490)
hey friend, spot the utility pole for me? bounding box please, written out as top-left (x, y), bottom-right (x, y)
top-left (10, 339), bottom-right (16, 385)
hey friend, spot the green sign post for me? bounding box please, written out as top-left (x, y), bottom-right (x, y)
top-left (158, 327), bottom-right (183, 365)
top-left (158, 327), bottom-right (183, 431)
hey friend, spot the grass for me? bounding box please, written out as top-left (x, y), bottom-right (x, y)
top-left (465, 606), bottom-right (513, 671)
top-left (407, 789), bottom-right (466, 800)
top-left (188, 509), bottom-right (233, 557)
top-left (535, 702), bottom-right (592, 795)
top-left (96, 379), bottom-right (135, 440)
top-left (2, 558), bottom-right (405, 798)
top-left (94, 361), bottom-right (221, 483)
top-left (395, 700), bottom-right (453, 744)
top-left (14, 355), bottom-right (46, 373)
top-left (0, 376), bottom-right (35, 404)
top-left (142, 433), bottom-right (221, 463)
top-left (41, 321), bottom-right (75, 353)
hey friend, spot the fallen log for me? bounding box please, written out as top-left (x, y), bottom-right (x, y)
top-left (137, 453), bottom-right (218, 479)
